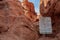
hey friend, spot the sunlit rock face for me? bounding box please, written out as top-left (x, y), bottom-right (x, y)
top-left (40, 0), bottom-right (52, 16)
top-left (40, 0), bottom-right (50, 7)
top-left (0, 0), bottom-right (39, 40)
top-left (40, 0), bottom-right (60, 16)
top-left (0, 0), bottom-right (24, 16)
top-left (0, 15), bottom-right (39, 40)
top-left (0, 0), bottom-right (24, 33)
top-left (40, 0), bottom-right (60, 40)
top-left (21, 0), bottom-right (37, 22)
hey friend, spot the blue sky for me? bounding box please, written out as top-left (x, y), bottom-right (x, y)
top-left (19, 0), bottom-right (40, 13)
top-left (29, 0), bottom-right (40, 13)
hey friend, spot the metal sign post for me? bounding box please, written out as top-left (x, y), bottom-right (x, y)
top-left (39, 17), bottom-right (52, 37)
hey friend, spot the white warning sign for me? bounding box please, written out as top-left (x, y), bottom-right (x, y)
top-left (39, 17), bottom-right (52, 34)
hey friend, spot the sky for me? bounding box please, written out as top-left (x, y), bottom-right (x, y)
top-left (29, 0), bottom-right (40, 13)
top-left (19, 0), bottom-right (40, 13)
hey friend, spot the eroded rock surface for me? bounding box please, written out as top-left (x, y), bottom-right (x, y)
top-left (40, 0), bottom-right (60, 40)
top-left (21, 0), bottom-right (37, 22)
top-left (0, 0), bottom-right (39, 40)
top-left (0, 15), bottom-right (39, 40)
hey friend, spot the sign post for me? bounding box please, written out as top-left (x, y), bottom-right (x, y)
top-left (39, 17), bottom-right (52, 37)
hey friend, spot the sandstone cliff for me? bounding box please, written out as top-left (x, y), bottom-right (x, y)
top-left (40, 0), bottom-right (60, 40)
top-left (0, 0), bottom-right (39, 40)
top-left (0, 15), bottom-right (39, 40)
top-left (21, 0), bottom-right (37, 22)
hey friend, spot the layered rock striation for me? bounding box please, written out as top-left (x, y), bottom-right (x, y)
top-left (40, 0), bottom-right (60, 40)
top-left (0, 0), bottom-right (39, 40)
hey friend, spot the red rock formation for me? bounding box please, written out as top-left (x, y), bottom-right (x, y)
top-left (40, 0), bottom-right (60, 40)
top-left (0, 0), bottom-right (24, 16)
top-left (0, 15), bottom-right (39, 40)
top-left (0, 0), bottom-right (39, 40)
top-left (21, 0), bottom-right (37, 22)
top-left (0, 0), bottom-right (24, 33)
